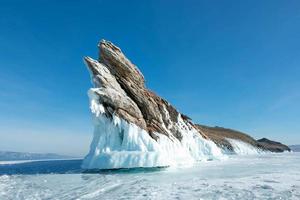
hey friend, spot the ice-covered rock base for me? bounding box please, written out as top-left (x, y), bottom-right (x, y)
top-left (82, 90), bottom-right (225, 169)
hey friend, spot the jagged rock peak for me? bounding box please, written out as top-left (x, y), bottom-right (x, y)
top-left (98, 40), bottom-right (145, 84)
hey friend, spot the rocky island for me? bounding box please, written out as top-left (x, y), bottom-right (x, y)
top-left (82, 40), bottom-right (290, 170)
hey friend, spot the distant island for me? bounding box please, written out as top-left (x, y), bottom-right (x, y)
top-left (289, 145), bottom-right (300, 152)
top-left (0, 151), bottom-right (73, 161)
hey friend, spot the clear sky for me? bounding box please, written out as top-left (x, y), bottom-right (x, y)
top-left (0, 0), bottom-right (299, 156)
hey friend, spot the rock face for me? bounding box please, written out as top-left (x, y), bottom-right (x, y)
top-left (82, 39), bottom-right (289, 169)
top-left (257, 138), bottom-right (291, 152)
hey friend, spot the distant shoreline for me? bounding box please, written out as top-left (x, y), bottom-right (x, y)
top-left (289, 145), bottom-right (300, 152)
top-left (0, 151), bottom-right (76, 162)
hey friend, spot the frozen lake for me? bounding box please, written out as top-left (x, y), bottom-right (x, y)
top-left (0, 153), bottom-right (299, 200)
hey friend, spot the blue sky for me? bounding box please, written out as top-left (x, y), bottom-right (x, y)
top-left (0, 0), bottom-right (299, 156)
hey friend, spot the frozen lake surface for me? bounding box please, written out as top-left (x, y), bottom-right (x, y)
top-left (0, 153), bottom-right (299, 200)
